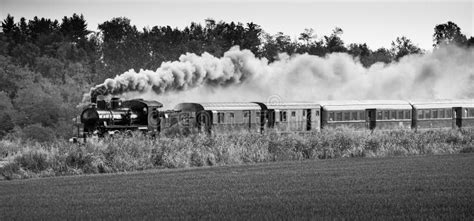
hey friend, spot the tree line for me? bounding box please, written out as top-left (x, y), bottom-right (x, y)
top-left (0, 14), bottom-right (473, 141)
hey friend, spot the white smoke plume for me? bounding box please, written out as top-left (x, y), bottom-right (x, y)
top-left (86, 45), bottom-right (474, 109)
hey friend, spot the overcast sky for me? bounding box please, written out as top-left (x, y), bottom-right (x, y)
top-left (2, 0), bottom-right (472, 50)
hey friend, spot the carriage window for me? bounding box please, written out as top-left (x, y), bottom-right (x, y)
top-left (377, 111), bottom-right (382, 120)
top-left (390, 111), bottom-right (396, 120)
top-left (344, 112), bottom-right (350, 121)
top-left (291, 111), bottom-right (296, 117)
top-left (315, 111), bottom-right (320, 116)
top-left (469, 109), bottom-right (474, 118)
top-left (383, 111), bottom-right (389, 120)
top-left (398, 111), bottom-right (404, 119)
top-left (359, 111), bottom-right (366, 120)
top-left (281, 111), bottom-right (287, 122)
top-left (424, 110), bottom-right (430, 119)
top-left (244, 112), bottom-right (249, 118)
top-left (302, 110), bottom-right (306, 117)
top-left (446, 109), bottom-right (453, 118)
top-left (351, 112), bottom-right (358, 121)
top-left (218, 113), bottom-right (225, 123)
top-left (432, 110), bottom-right (438, 119)
top-left (405, 110), bottom-right (411, 119)
top-left (418, 110), bottom-right (424, 119)
top-left (329, 112), bottom-right (334, 121)
top-left (229, 113), bottom-right (235, 123)
top-left (336, 112), bottom-right (342, 121)
top-left (439, 109), bottom-right (445, 118)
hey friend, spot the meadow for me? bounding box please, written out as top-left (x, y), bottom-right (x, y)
top-left (0, 153), bottom-right (473, 219)
top-left (1, 128), bottom-right (473, 180)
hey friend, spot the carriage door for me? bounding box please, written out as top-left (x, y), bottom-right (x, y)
top-left (259, 110), bottom-right (266, 133)
top-left (453, 107), bottom-right (463, 128)
top-left (243, 110), bottom-right (251, 131)
top-left (267, 109), bottom-right (275, 129)
top-left (306, 109), bottom-right (312, 131)
top-left (366, 109), bottom-right (376, 130)
top-left (197, 112), bottom-right (205, 132)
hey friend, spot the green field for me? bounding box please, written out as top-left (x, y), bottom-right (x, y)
top-left (1, 153), bottom-right (473, 219)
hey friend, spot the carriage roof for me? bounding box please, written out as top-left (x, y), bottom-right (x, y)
top-left (320, 100), bottom-right (412, 111)
top-left (174, 102), bottom-right (262, 112)
top-left (409, 99), bottom-right (474, 109)
top-left (263, 102), bottom-right (321, 110)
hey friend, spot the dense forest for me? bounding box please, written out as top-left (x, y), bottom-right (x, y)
top-left (0, 14), bottom-right (473, 142)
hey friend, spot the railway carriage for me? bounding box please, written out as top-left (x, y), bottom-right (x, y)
top-left (410, 99), bottom-right (474, 129)
top-left (171, 102), bottom-right (264, 135)
top-left (320, 100), bottom-right (412, 130)
top-left (263, 102), bottom-right (321, 133)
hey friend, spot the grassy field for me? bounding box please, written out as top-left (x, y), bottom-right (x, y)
top-left (0, 153), bottom-right (473, 219)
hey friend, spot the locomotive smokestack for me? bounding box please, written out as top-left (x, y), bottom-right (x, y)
top-left (90, 93), bottom-right (97, 104)
top-left (96, 95), bottom-right (107, 109)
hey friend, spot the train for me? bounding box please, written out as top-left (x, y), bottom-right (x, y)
top-left (72, 97), bottom-right (474, 141)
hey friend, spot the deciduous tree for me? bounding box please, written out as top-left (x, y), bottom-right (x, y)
top-left (433, 21), bottom-right (467, 47)
top-left (390, 36), bottom-right (422, 61)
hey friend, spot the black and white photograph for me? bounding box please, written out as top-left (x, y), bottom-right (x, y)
top-left (0, 0), bottom-right (473, 219)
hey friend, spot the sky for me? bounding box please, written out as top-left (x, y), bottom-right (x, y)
top-left (1, 0), bottom-right (473, 50)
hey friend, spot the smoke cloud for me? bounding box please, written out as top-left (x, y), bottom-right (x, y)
top-left (85, 45), bottom-right (474, 109)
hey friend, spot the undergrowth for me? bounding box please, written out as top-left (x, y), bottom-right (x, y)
top-left (1, 128), bottom-right (473, 180)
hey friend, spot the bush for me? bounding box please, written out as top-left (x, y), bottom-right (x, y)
top-left (460, 146), bottom-right (474, 153)
top-left (0, 162), bottom-right (22, 180)
top-left (14, 148), bottom-right (50, 172)
top-left (0, 139), bottom-right (21, 158)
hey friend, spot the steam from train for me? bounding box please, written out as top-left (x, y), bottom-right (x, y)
top-left (85, 45), bottom-right (474, 108)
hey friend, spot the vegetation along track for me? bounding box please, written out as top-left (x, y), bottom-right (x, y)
top-left (1, 128), bottom-right (474, 180)
top-left (0, 153), bottom-right (473, 219)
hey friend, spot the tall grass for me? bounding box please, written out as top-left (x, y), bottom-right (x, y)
top-left (1, 128), bottom-right (473, 180)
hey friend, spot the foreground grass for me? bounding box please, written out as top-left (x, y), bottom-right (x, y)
top-left (1, 128), bottom-right (474, 179)
top-left (0, 154), bottom-right (473, 219)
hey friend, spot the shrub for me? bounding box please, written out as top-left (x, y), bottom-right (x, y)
top-left (14, 148), bottom-right (50, 172)
top-left (0, 139), bottom-right (21, 158)
top-left (0, 162), bottom-right (21, 180)
top-left (460, 146), bottom-right (474, 153)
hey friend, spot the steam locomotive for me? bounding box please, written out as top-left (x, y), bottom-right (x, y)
top-left (75, 97), bottom-right (162, 141)
top-left (73, 96), bottom-right (474, 141)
